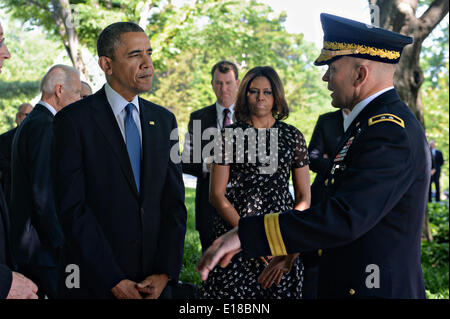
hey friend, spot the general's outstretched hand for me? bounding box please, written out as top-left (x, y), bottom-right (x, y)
top-left (196, 227), bottom-right (242, 281)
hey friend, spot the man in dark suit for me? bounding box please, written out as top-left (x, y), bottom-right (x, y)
top-left (304, 107), bottom-right (349, 299)
top-left (0, 19), bottom-right (38, 299)
top-left (0, 103), bottom-right (33, 208)
top-left (53, 22), bottom-right (187, 299)
top-left (309, 109), bottom-right (350, 177)
top-left (198, 13), bottom-right (430, 299)
top-left (429, 140), bottom-right (445, 202)
top-left (1, 186), bottom-right (38, 299)
top-left (10, 64), bottom-right (81, 299)
top-left (182, 61), bottom-right (239, 252)
top-left (308, 108), bottom-right (350, 206)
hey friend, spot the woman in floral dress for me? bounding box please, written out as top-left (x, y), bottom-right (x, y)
top-left (199, 66), bottom-right (310, 299)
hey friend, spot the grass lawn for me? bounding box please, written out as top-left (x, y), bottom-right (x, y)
top-left (179, 187), bottom-right (202, 286)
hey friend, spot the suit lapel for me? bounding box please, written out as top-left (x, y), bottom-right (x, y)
top-left (89, 88), bottom-right (139, 197)
top-left (139, 98), bottom-right (159, 199)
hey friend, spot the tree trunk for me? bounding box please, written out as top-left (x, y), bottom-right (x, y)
top-left (371, 0), bottom-right (449, 127)
top-left (51, 0), bottom-right (90, 82)
top-left (370, 0), bottom-right (449, 241)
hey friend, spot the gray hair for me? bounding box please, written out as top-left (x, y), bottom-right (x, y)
top-left (40, 64), bottom-right (80, 94)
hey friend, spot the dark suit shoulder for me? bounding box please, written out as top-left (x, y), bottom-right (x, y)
top-left (56, 96), bottom-right (92, 120)
top-left (318, 110), bottom-right (342, 122)
top-left (0, 128), bottom-right (17, 156)
top-left (190, 104), bottom-right (216, 120)
top-left (369, 96), bottom-right (418, 130)
top-left (139, 98), bottom-right (176, 120)
top-left (17, 107), bottom-right (53, 134)
top-left (0, 127), bottom-right (17, 141)
top-left (361, 95), bottom-right (425, 164)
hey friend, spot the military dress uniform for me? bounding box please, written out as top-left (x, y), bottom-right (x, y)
top-left (237, 14), bottom-right (431, 299)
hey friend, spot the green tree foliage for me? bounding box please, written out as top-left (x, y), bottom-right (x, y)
top-left (0, 0), bottom-right (161, 50)
top-left (0, 17), bottom-right (67, 131)
top-left (421, 21), bottom-right (449, 88)
top-left (143, 0), bottom-right (330, 139)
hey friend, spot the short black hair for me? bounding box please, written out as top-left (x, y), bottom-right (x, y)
top-left (211, 60), bottom-right (239, 81)
top-left (97, 22), bottom-right (145, 59)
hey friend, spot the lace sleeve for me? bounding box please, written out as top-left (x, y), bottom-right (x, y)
top-left (292, 128), bottom-right (309, 169)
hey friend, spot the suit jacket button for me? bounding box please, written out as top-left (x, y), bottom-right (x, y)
top-left (324, 179), bottom-right (329, 186)
top-left (318, 249), bottom-right (322, 256)
top-left (331, 178), bottom-right (335, 184)
top-left (349, 289), bottom-right (356, 295)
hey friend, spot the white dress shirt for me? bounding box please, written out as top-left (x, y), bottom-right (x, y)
top-left (38, 100), bottom-right (57, 116)
top-left (343, 86), bottom-right (394, 132)
top-left (105, 83), bottom-right (142, 147)
top-left (341, 109), bottom-right (349, 131)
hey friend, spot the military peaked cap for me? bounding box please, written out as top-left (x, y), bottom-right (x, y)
top-left (314, 13), bottom-right (413, 66)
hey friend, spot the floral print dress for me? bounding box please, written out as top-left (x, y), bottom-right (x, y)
top-left (199, 120), bottom-right (309, 299)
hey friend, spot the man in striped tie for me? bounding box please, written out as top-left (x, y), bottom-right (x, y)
top-left (182, 61), bottom-right (239, 252)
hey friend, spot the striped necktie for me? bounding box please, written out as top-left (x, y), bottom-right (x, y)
top-left (223, 108), bottom-right (231, 128)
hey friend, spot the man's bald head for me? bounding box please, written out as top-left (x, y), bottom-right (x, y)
top-left (351, 58), bottom-right (396, 98)
top-left (41, 65), bottom-right (79, 94)
top-left (353, 58), bottom-right (396, 79)
top-left (322, 56), bottom-right (397, 110)
top-left (15, 103), bottom-right (33, 125)
top-left (40, 64), bottom-right (81, 112)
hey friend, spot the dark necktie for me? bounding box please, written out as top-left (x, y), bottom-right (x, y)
top-left (223, 109), bottom-right (231, 128)
top-left (125, 103), bottom-right (141, 192)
